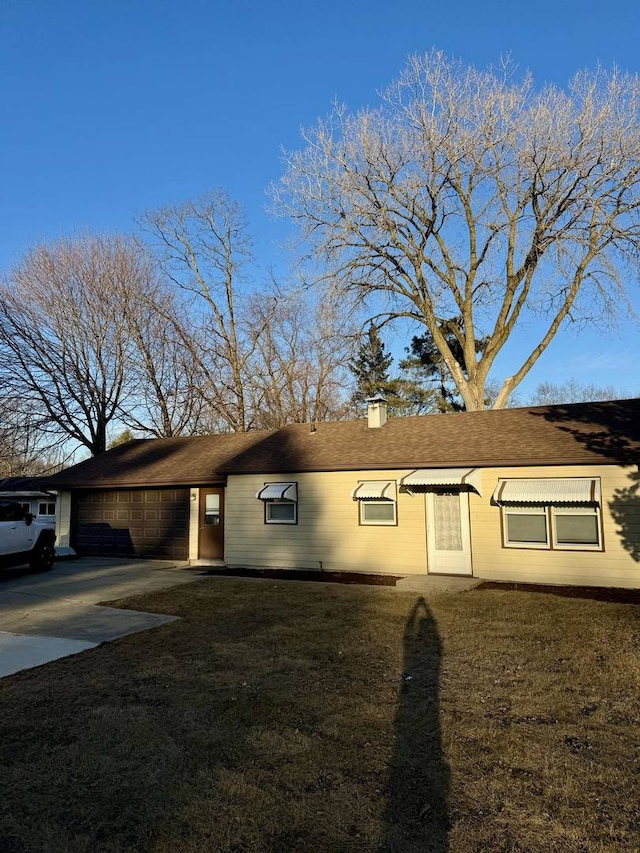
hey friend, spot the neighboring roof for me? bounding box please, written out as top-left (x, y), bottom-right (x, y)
top-left (0, 476), bottom-right (54, 497)
top-left (44, 399), bottom-right (640, 489)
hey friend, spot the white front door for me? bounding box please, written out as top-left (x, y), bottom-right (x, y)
top-left (426, 490), bottom-right (472, 576)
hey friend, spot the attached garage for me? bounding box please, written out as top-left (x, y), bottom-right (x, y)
top-left (73, 489), bottom-right (189, 559)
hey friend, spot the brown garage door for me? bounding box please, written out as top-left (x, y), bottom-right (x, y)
top-left (74, 489), bottom-right (189, 559)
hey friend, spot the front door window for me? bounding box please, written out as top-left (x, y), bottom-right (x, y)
top-left (204, 493), bottom-right (220, 525)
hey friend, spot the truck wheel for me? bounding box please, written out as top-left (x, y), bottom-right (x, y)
top-left (29, 541), bottom-right (55, 572)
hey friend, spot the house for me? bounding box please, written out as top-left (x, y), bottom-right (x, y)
top-left (45, 398), bottom-right (640, 589)
top-left (0, 477), bottom-right (57, 528)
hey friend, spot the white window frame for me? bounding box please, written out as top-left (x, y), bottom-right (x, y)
top-left (503, 505), bottom-right (549, 549)
top-left (359, 499), bottom-right (397, 526)
top-left (38, 501), bottom-right (56, 517)
top-left (551, 505), bottom-right (602, 550)
top-left (265, 498), bottom-right (297, 525)
top-left (502, 504), bottom-right (602, 551)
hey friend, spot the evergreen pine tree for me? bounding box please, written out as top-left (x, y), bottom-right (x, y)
top-left (349, 323), bottom-right (393, 405)
top-left (399, 317), bottom-right (489, 412)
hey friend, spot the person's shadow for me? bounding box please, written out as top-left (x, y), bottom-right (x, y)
top-left (380, 596), bottom-right (449, 852)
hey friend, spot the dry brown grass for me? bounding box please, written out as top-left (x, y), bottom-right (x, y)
top-left (0, 577), bottom-right (638, 852)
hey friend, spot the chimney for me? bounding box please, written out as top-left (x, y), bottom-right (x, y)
top-left (366, 392), bottom-right (388, 428)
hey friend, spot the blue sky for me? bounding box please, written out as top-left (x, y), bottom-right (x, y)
top-left (1, 0), bottom-right (639, 399)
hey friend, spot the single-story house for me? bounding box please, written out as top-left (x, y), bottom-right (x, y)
top-left (0, 477), bottom-right (57, 527)
top-left (45, 397), bottom-right (640, 588)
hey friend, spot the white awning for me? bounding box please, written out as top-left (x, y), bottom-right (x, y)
top-left (351, 480), bottom-right (395, 500)
top-left (400, 468), bottom-right (482, 495)
top-left (492, 478), bottom-right (601, 505)
top-left (256, 482), bottom-right (297, 501)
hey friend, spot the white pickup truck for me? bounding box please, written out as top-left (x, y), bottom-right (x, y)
top-left (0, 500), bottom-right (56, 572)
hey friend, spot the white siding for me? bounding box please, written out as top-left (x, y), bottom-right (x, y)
top-left (225, 470), bottom-right (428, 575)
top-left (471, 465), bottom-right (640, 589)
top-left (55, 490), bottom-right (73, 548)
top-left (224, 464), bottom-right (640, 588)
top-left (188, 488), bottom-right (200, 561)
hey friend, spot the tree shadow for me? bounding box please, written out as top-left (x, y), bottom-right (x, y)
top-left (533, 400), bottom-right (640, 562)
top-left (380, 596), bottom-right (448, 853)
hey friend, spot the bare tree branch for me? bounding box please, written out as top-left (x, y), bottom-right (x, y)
top-left (274, 51), bottom-right (640, 409)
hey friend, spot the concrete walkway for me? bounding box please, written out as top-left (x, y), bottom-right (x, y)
top-left (0, 557), bottom-right (205, 678)
top-left (395, 574), bottom-right (482, 594)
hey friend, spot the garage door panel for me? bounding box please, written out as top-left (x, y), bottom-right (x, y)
top-left (74, 489), bottom-right (189, 559)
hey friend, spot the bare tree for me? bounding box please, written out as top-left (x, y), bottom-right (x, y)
top-left (248, 283), bottom-right (355, 428)
top-left (528, 379), bottom-right (625, 406)
top-left (117, 275), bottom-right (206, 437)
top-left (140, 190), bottom-right (257, 431)
top-left (274, 51), bottom-right (640, 410)
top-left (0, 234), bottom-right (160, 455)
top-left (0, 393), bottom-right (46, 475)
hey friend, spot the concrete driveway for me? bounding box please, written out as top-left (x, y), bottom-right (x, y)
top-left (0, 557), bottom-right (205, 678)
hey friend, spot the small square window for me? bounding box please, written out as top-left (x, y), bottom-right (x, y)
top-left (265, 499), bottom-right (296, 524)
top-left (360, 501), bottom-right (397, 526)
top-left (258, 482), bottom-right (298, 525)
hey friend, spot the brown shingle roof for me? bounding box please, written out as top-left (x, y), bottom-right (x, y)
top-left (45, 431), bottom-right (271, 488)
top-left (45, 399), bottom-right (640, 488)
top-left (219, 399), bottom-right (640, 473)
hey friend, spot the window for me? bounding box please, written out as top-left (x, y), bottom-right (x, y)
top-left (266, 500), bottom-right (296, 524)
top-left (360, 501), bottom-right (396, 525)
top-left (495, 478), bottom-right (602, 551)
top-left (351, 481), bottom-right (397, 526)
top-left (552, 506), bottom-right (600, 547)
top-left (204, 493), bottom-right (220, 525)
top-left (0, 502), bottom-right (27, 521)
top-left (256, 483), bottom-right (298, 525)
top-left (38, 502), bottom-right (56, 517)
top-left (503, 506), bottom-right (549, 548)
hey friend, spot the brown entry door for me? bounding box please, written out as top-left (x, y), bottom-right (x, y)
top-left (198, 488), bottom-right (225, 560)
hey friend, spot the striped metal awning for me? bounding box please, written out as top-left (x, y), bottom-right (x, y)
top-left (350, 480), bottom-right (396, 501)
top-left (492, 478), bottom-right (601, 505)
top-left (400, 468), bottom-right (482, 494)
top-left (256, 482), bottom-right (297, 501)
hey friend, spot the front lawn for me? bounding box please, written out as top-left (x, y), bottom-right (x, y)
top-left (0, 578), bottom-right (638, 852)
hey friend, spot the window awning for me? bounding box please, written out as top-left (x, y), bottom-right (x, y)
top-left (256, 482), bottom-right (297, 501)
top-left (351, 480), bottom-right (395, 500)
top-left (492, 478), bottom-right (601, 505)
top-left (400, 468), bottom-right (482, 495)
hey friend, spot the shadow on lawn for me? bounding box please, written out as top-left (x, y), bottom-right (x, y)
top-left (380, 596), bottom-right (448, 852)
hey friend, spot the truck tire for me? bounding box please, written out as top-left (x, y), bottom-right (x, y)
top-left (29, 540), bottom-right (55, 572)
